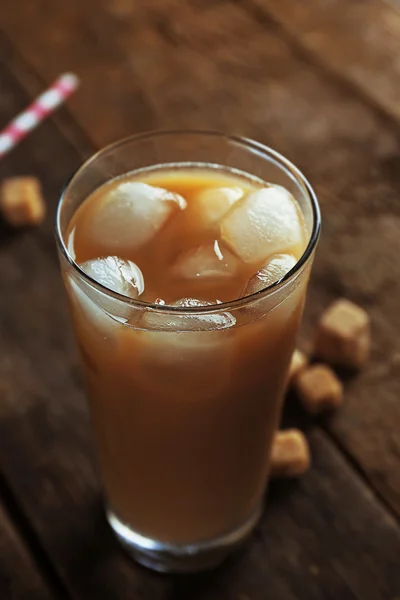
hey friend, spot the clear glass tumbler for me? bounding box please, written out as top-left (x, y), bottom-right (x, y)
top-left (56, 131), bottom-right (320, 572)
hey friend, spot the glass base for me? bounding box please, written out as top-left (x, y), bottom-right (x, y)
top-left (107, 505), bottom-right (262, 573)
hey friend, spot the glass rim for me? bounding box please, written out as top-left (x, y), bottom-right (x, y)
top-left (55, 129), bottom-right (321, 315)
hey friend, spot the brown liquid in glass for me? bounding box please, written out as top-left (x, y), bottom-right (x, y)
top-left (66, 167), bottom-right (308, 543)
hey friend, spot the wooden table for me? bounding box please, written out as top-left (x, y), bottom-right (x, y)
top-left (1, 1), bottom-right (400, 597)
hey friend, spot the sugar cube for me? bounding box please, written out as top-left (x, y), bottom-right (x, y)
top-left (0, 176), bottom-right (45, 227)
top-left (270, 429), bottom-right (310, 477)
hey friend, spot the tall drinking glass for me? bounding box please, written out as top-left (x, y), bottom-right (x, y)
top-left (56, 131), bottom-right (320, 572)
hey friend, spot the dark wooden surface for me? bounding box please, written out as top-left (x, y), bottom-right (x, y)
top-left (0, 493), bottom-right (54, 600)
top-left (0, 0), bottom-right (400, 598)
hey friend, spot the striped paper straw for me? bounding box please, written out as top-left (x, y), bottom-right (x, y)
top-left (0, 73), bottom-right (79, 160)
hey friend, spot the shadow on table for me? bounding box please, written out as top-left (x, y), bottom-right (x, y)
top-left (0, 218), bottom-right (21, 246)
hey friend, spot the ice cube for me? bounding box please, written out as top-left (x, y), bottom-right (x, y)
top-left (195, 186), bottom-right (243, 229)
top-left (67, 275), bottom-right (122, 341)
top-left (80, 256), bottom-right (144, 298)
top-left (171, 241), bottom-right (238, 281)
top-left (87, 182), bottom-right (186, 250)
top-left (221, 185), bottom-right (303, 264)
top-left (142, 297), bottom-right (236, 331)
top-left (67, 257), bottom-right (144, 339)
top-left (135, 298), bottom-right (236, 399)
top-left (244, 254), bottom-right (297, 295)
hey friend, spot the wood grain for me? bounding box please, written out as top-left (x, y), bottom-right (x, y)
top-left (2, 0), bottom-right (400, 519)
top-left (0, 496), bottom-right (54, 599)
top-left (2, 338), bottom-right (400, 599)
top-left (1, 0), bottom-right (398, 191)
top-left (254, 0), bottom-right (400, 122)
top-left (294, 154), bottom-right (400, 508)
top-left (0, 53), bottom-right (399, 600)
top-left (0, 0), bottom-right (400, 596)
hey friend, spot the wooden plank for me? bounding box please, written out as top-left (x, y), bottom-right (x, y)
top-left (252, 0), bottom-right (400, 122)
top-left (299, 163), bottom-right (400, 518)
top-left (0, 0), bottom-right (399, 194)
top-left (0, 39), bottom-right (399, 600)
top-left (3, 0), bottom-right (400, 520)
top-left (0, 496), bottom-right (54, 599)
top-left (2, 336), bottom-right (400, 599)
top-left (263, 431), bottom-right (400, 600)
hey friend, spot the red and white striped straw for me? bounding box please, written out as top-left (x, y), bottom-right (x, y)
top-left (0, 73), bottom-right (79, 160)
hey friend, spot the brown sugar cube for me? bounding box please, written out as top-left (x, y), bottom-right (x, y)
top-left (314, 299), bottom-right (370, 369)
top-left (0, 177), bottom-right (46, 227)
top-left (295, 364), bottom-right (343, 414)
top-left (288, 349), bottom-right (308, 385)
top-left (270, 429), bottom-right (310, 478)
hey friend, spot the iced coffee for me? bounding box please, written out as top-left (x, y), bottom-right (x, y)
top-left (56, 132), bottom-right (319, 572)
